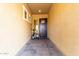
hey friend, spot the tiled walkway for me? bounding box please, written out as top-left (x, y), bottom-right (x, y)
top-left (16, 39), bottom-right (64, 56)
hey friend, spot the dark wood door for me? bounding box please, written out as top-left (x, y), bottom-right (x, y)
top-left (39, 18), bottom-right (47, 38)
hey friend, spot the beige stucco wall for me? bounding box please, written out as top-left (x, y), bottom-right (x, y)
top-left (48, 4), bottom-right (79, 56)
top-left (0, 3), bottom-right (32, 56)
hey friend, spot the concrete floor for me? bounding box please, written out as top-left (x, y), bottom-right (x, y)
top-left (16, 39), bottom-right (64, 56)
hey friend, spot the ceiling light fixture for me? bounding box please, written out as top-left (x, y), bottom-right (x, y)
top-left (38, 9), bottom-right (42, 13)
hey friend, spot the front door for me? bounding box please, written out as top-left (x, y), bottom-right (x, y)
top-left (39, 18), bottom-right (47, 38)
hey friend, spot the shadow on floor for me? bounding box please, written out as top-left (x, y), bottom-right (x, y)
top-left (16, 39), bottom-right (64, 56)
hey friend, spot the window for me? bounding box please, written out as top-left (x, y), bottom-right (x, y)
top-left (23, 5), bottom-right (28, 20)
top-left (22, 5), bottom-right (32, 23)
